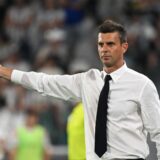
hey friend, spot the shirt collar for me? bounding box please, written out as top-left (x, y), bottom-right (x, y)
top-left (101, 63), bottom-right (128, 83)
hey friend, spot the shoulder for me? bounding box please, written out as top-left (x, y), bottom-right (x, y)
top-left (126, 68), bottom-right (151, 83)
top-left (124, 68), bottom-right (158, 94)
top-left (83, 68), bottom-right (101, 79)
top-left (36, 125), bottom-right (46, 132)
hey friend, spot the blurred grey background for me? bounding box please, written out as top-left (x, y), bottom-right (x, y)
top-left (0, 0), bottom-right (160, 159)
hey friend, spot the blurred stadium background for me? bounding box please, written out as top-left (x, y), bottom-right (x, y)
top-left (0, 0), bottom-right (160, 159)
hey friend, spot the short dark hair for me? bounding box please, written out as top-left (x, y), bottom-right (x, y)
top-left (25, 108), bottom-right (39, 117)
top-left (98, 20), bottom-right (127, 43)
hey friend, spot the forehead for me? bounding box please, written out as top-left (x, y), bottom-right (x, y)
top-left (98, 32), bottom-right (120, 42)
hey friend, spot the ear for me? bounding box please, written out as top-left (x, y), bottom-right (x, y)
top-left (122, 42), bottom-right (128, 54)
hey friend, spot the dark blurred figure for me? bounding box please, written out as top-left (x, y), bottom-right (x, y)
top-left (145, 51), bottom-right (160, 95)
top-left (0, 0), bottom-right (12, 30)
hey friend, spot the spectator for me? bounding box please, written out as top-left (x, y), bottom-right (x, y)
top-left (4, 0), bottom-right (33, 43)
top-left (8, 108), bottom-right (51, 160)
top-left (67, 102), bottom-right (86, 160)
top-left (35, 29), bottom-right (67, 71)
top-left (36, 0), bottom-right (65, 39)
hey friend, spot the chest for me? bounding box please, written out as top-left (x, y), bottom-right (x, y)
top-left (18, 128), bottom-right (44, 147)
top-left (82, 78), bottom-right (140, 118)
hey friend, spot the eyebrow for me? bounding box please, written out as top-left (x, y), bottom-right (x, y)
top-left (98, 41), bottom-right (115, 45)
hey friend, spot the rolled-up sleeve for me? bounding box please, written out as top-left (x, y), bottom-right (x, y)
top-left (139, 79), bottom-right (160, 159)
top-left (11, 70), bottom-right (82, 101)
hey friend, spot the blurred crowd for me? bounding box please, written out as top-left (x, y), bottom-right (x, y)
top-left (0, 0), bottom-right (160, 159)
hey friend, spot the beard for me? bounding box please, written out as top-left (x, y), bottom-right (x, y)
top-left (101, 58), bottom-right (114, 68)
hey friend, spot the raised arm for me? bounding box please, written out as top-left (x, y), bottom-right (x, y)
top-left (0, 65), bottom-right (82, 101)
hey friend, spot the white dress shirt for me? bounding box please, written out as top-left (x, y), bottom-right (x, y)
top-left (11, 63), bottom-right (160, 160)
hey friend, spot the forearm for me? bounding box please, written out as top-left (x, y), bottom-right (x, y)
top-left (0, 65), bottom-right (13, 81)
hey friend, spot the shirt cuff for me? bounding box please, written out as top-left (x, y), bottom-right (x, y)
top-left (11, 70), bottom-right (24, 84)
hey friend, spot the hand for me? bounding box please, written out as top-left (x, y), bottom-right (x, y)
top-left (0, 65), bottom-right (13, 80)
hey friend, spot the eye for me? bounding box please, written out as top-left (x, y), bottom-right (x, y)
top-left (107, 42), bottom-right (115, 47)
top-left (98, 42), bottom-right (103, 47)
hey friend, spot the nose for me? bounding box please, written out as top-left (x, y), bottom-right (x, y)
top-left (101, 43), bottom-right (109, 52)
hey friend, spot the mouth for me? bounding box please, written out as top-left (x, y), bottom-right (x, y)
top-left (102, 56), bottom-right (111, 60)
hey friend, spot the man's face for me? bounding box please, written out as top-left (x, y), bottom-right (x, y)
top-left (26, 115), bottom-right (38, 127)
top-left (98, 32), bottom-right (128, 69)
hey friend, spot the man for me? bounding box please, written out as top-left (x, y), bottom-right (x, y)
top-left (0, 20), bottom-right (160, 160)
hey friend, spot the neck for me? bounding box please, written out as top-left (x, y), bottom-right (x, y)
top-left (26, 122), bottom-right (36, 128)
top-left (103, 61), bottom-right (124, 74)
